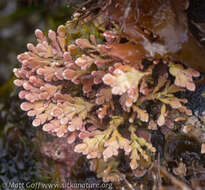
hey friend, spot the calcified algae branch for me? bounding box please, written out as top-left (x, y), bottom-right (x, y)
top-left (74, 116), bottom-right (131, 161)
top-left (13, 13), bottom-right (201, 183)
top-left (129, 125), bottom-right (156, 170)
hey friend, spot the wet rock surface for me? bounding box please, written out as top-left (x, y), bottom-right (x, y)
top-left (184, 84), bottom-right (205, 114)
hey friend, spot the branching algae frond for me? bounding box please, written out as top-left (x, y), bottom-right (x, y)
top-left (13, 11), bottom-right (200, 182)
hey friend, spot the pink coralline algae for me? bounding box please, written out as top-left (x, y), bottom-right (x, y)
top-left (14, 26), bottom-right (95, 139)
top-left (13, 17), bottom-right (200, 182)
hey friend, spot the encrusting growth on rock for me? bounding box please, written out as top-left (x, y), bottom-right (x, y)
top-left (13, 12), bottom-right (201, 182)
